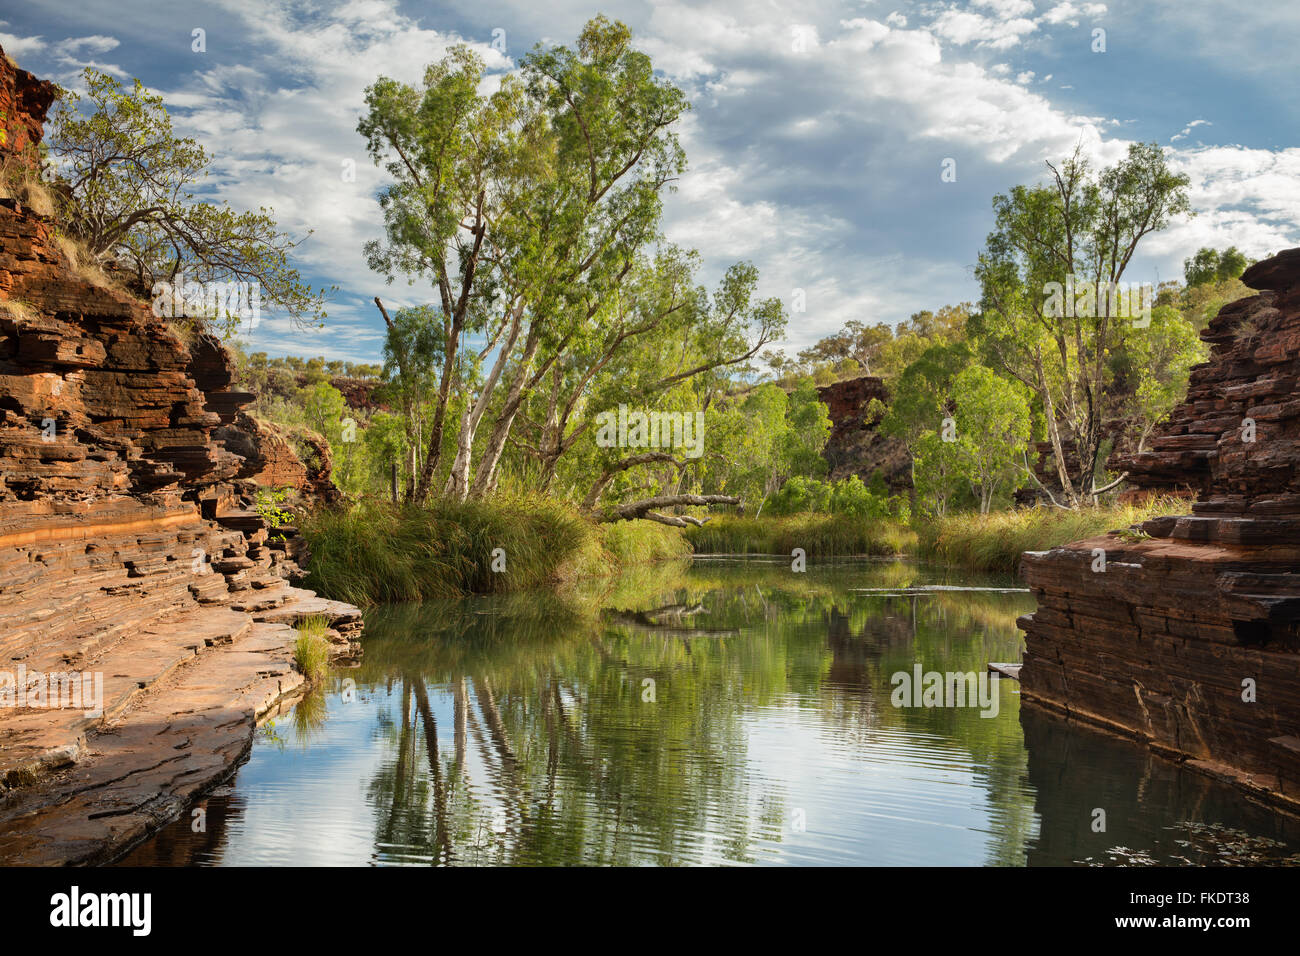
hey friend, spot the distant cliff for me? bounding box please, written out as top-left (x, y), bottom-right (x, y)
top-left (816, 375), bottom-right (910, 491)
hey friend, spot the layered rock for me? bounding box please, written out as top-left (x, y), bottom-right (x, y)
top-left (1019, 248), bottom-right (1300, 810)
top-left (0, 48), bottom-right (362, 863)
top-left (816, 375), bottom-right (910, 491)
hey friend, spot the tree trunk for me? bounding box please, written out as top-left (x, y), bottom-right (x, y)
top-left (468, 326), bottom-right (541, 499)
top-left (1035, 346), bottom-right (1078, 506)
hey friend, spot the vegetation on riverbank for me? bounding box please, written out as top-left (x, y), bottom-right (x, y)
top-left (911, 496), bottom-right (1189, 573)
top-left (684, 513), bottom-right (917, 557)
top-left (300, 494), bottom-right (1190, 605)
top-left (292, 616), bottom-right (332, 681)
top-left (685, 496), bottom-right (1187, 571)
top-left (300, 497), bottom-right (689, 606)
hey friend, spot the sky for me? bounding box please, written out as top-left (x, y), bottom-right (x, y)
top-left (3, 0), bottom-right (1297, 365)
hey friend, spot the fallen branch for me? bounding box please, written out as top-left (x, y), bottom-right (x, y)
top-left (597, 493), bottom-right (741, 524)
top-left (1089, 471), bottom-right (1129, 497)
top-left (582, 452), bottom-right (685, 512)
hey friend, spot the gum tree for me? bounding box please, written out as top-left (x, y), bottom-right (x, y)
top-left (970, 142), bottom-right (1190, 506)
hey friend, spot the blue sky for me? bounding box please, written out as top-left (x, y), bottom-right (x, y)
top-left (3, 0), bottom-right (1297, 364)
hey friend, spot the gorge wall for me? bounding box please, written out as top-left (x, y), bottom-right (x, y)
top-left (816, 375), bottom-right (910, 491)
top-left (0, 49), bottom-right (361, 864)
top-left (1019, 247), bottom-right (1300, 811)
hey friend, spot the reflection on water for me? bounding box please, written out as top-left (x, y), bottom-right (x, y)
top-left (121, 558), bottom-right (1300, 866)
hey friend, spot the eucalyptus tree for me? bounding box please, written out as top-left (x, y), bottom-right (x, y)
top-left (969, 142), bottom-right (1190, 505)
top-left (359, 45), bottom-right (545, 502)
top-left (464, 16), bottom-right (692, 500)
top-left (359, 17), bottom-right (691, 504)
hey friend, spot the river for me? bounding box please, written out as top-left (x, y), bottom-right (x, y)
top-left (120, 557), bottom-right (1300, 866)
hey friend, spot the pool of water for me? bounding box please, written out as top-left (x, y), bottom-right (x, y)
top-left (121, 558), bottom-right (1300, 866)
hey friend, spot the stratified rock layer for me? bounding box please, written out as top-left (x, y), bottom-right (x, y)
top-left (0, 48), bottom-right (362, 864)
top-left (1019, 248), bottom-right (1300, 810)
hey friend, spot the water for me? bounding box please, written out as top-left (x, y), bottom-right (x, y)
top-left (121, 558), bottom-right (1300, 866)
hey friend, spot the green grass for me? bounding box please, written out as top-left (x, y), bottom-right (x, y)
top-left (913, 496), bottom-right (1189, 573)
top-left (293, 615), bottom-right (332, 681)
top-left (300, 493), bottom-right (1190, 603)
top-left (600, 518), bottom-right (693, 565)
top-left (684, 513), bottom-right (917, 557)
top-left (684, 497), bottom-right (1190, 572)
top-left (300, 496), bottom-right (691, 606)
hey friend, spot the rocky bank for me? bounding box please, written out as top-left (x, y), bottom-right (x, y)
top-left (1019, 247), bottom-right (1300, 812)
top-left (0, 49), bottom-right (363, 864)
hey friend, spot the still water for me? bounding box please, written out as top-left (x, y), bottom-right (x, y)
top-left (122, 558), bottom-right (1300, 866)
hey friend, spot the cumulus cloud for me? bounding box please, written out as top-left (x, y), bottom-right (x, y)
top-left (0, 0), bottom-right (1293, 360)
top-left (1040, 2), bottom-right (1108, 26)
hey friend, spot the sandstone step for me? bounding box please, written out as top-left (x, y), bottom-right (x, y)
top-left (0, 619), bottom-right (306, 865)
top-left (0, 607), bottom-right (254, 793)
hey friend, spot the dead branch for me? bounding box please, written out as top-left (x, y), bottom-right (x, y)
top-left (598, 493), bottom-right (741, 524)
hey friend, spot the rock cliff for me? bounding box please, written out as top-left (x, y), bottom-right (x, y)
top-left (0, 48), bottom-right (361, 864)
top-left (816, 375), bottom-right (911, 491)
top-left (1019, 247), bottom-right (1300, 810)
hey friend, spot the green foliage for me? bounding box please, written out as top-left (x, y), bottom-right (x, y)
top-left (765, 475), bottom-right (907, 520)
top-left (1184, 246), bottom-right (1250, 288)
top-left (684, 513), bottom-right (916, 557)
top-left (970, 142), bottom-right (1192, 503)
top-left (299, 497), bottom-right (688, 605)
top-left (947, 365), bottom-right (1032, 513)
top-left (293, 617), bottom-right (332, 682)
top-left (253, 487), bottom-right (294, 533)
top-left (48, 70), bottom-right (328, 330)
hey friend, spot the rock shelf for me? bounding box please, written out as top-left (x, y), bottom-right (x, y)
top-left (1019, 247), bottom-right (1300, 811)
top-left (0, 47), bottom-right (364, 864)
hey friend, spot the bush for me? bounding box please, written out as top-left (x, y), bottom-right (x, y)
top-left (299, 497), bottom-right (691, 605)
top-left (685, 513), bottom-right (916, 556)
top-left (765, 475), bottom-right (906, 520)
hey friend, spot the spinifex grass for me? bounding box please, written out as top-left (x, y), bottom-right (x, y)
top-left (913, 496), bottom-right (1190, 573)
top-left (293, 615), bottom-right (332, 681)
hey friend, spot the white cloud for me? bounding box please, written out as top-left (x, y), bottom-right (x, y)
top-left (1040, 2), bottom-right (1108, 27)
top-left (973, 0), bottom-right (1038, 16)
top-left (3, 0), bottom-right (1294, 361)
top-left (929, 10), bottom-right (1038, 50)
top-left (1171, 118), bottom-right (1210, 142)
top-left (0, 30), bottom-right (48, 58)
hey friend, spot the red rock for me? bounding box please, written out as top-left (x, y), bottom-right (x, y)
top-left (1021, 246), bottom-right (1300, 811)
top-left (0, 45), bottom-right (363, 863)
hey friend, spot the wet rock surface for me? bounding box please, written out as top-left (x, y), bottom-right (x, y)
top-left (1019, 247), bottom-right (1300, 811)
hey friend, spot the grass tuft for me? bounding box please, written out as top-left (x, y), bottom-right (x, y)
top-left (913, 496), bottom-right (1189, 573)
top-left (292, 615), bottom-right (332, 681)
